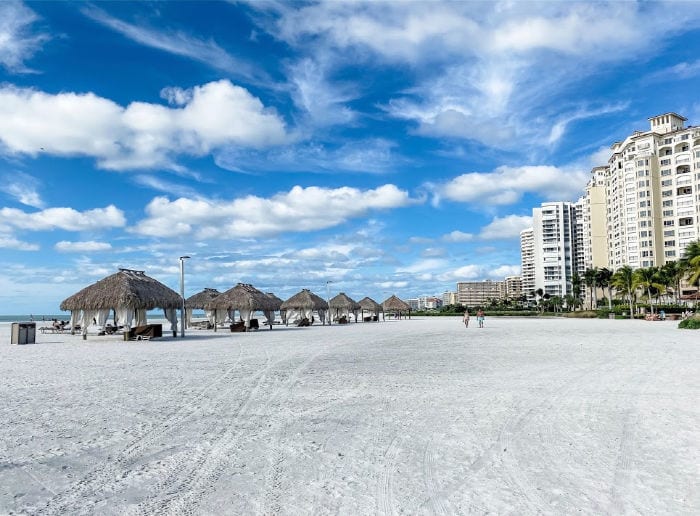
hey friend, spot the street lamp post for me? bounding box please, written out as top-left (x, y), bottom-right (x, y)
top-left (326, 280), bottom-right (333, 325)
top-left (179, 256), bottom-right (190, 338)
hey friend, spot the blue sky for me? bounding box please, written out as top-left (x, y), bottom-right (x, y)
top-left (1, 1), bottom-right (700, 313)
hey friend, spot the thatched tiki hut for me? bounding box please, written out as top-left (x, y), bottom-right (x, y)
top-left (206, 283), bottom-right (279, 330)
top-left (185, 288), bottom-right (222, 328)
top-left (280, 289), bottom-right (329, 325)
top-left (329, 292), bottom-right (360, 323)
top-left (358, 296), bottom-right (382, 322)
top-left (60, 268), bottom-right (182, 338)
top-left (381, 294), bottom-right (411, 320)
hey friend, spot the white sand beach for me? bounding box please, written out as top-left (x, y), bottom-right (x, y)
top-left (0, 317), bottom-right (698, 515)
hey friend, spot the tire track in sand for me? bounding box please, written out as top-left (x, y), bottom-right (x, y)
top-left (36, 340), bottom-right (247, 516)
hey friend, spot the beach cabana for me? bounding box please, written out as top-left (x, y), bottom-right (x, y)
top-left (185, 288), bottom-right (222, 328)
top-left (206, 283), bottom-right (278, 330)
top-left (358, 296), bottom-right (383, 322)
top-left (381, 295), bottom-right (411, 320)
top-left (60, 268), bottom-right (182, 338)
top-left (280, 289), bottom-right (329, 325)
top-left (329, 293), bottom-right (360, 323)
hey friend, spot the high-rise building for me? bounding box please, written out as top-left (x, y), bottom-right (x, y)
top-left (582, 113), bottom-right (700, 269)
top-left (520, 228), bottom-right (535, 296)
top-left (531, 201), bottom-right (580, 297)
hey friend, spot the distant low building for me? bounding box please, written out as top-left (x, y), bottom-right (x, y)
top-left (457, 280), bottom-right (504, 307)
top-left (407, 296), bottom-right (443, 310)
top-left (504, 275), bottom-right (523, 300)
top-left (442, 291), bottom-right (458, 305)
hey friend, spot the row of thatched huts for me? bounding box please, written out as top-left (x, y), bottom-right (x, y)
top-left (59, 268), bottom-right (411, 337)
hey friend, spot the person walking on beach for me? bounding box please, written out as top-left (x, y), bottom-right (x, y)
top-left (463, 309), bottom-right (470, 328)
top-left (477, 309), bottom-right (485, 328)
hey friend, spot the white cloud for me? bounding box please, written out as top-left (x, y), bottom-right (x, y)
top-left (55, 241), bottom-right (112, 252)
top-left (0, 1), bottom-right (49, 73)
top-left (479, 215), bottom-right (533, 240)
top-left (437, 264), bottom-right (482, 282)
top-left (82, 6), bottom-right (264, 84)
top-left (442, 230), bottom-right (473, 243)
top-left (430, 165), bottom-right (589, 206)
top-left (261, 2), bottom-right (700, 149)
top-left (0, 205), bottom-right (125, 231)
top-left (546, 103), bottom-right (628, 146)
top-left (0, 235), bottom-right (39, 251)
top-left (0, 80), bottom-right (290, 170)
top-left (215, 138), bottom-right (400, 175)
top-left (0, 171), bottom-right (44, 208)
top-left (133, 184), bottom-right (417, 238)
top-left (491, 265), bottom-right (521, 277)
top-left (396, 258), bottom-right (448, 274)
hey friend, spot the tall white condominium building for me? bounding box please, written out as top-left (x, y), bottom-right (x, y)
top-left (520, 228), bottom-right (535, 296)
top-left (531, 201), bottom-right (580, 297)
top-left (598, 113), bottom-right (700, 268)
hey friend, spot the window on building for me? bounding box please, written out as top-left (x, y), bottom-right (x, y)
top-left (677, 186), bottom-right (693, 195)
top-left (663, 210), bottom-right (674, 217)
top-left (663, 220), bottom-right (674, 226)
top-left (662, 190), bottom-right (673, 197)
top-left (679, 217), bottom-right (693, 226)
top-left (661, 158), bottom-right (672, 165)
top-left (661, 169), bottom-right (672, 176)
top-left (662, 200), bottom-right (674, 207)
top-left (664, 240), bottom-right (676, 247)
top-left (661, 179), bottom-right (673, 186)
top-left (664, 229), bottom-right (675, 236)
top-left (665, 250), bottom-right (676, 257)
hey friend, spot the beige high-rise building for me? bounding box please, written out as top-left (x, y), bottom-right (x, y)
top-left (582, 166), bottom-right (609, 269)
top-left (504, 275), bottom-right (523, 300)
top-left (584, 113), bottom-right (700, 269)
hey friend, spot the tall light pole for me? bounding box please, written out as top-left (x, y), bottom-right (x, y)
top-left (326, 280), bottom-right (333, 325)
top-left (179, 256), bottom-right (190, 338)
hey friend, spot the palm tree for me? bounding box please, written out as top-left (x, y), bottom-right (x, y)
top-left (634, 266), bottom-right (663, 315)
top-left (584, 268), bottom-right (598, 309)
top-left (567, 272), bottom-right (581, 306)
top-left (612, 266), bottom-right (637, 319)
top-left (681, 240), bottom-right (700, 288)
top-left (596, 268), bottom-right (613, 310)
top-left (660, 261), bottom-right (685, 304)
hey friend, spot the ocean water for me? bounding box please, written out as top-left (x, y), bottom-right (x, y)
top-left (0, 315), bottom-right (66, 323)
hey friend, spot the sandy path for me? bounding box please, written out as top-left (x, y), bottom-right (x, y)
top-left (0, 317), bottom-right (698, 514)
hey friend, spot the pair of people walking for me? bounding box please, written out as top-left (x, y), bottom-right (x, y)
top-left (463, 309), bottom-right (485, 328)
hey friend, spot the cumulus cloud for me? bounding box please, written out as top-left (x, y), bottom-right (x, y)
top-left (133, 184), bottom-right (416, 238)
top-left (55, 241), bottom-right (112, 252)
top-left (396, 258), bottom-right (448, 274)
top-left (0, 80), bottom-right (289, 170)
top-left (479, 215), bottom-right (533, 240)
top-left (0, 205), bottom-right (125, 231)
top-left (491, 265), bottom-right (521, 277)
top-left (0, 235), bottom-right (39, 251)
top-left (442, 230), bottom-right (473, 243)
top-left (0, 1), bottom-right (49, 73)
top-left (429, 165), bottom-right (589, 206)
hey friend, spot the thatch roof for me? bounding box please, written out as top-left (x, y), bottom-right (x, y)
top-left (382, 294), bottom-right (411, 311)
top-left (186, 288), bottom-right (221, 309)
top-left (265, 292), bottom-right (283, 310)
top-left (60, 269), bottom-right (181, 311)
top-left (206, 283), bottom-right (279, 311)
top-left (280, 289), bottom-right (329, 310)
top-left (358, 296), bottom-right (382, 311)
top-left (329, 292), bottom-right (359, 310)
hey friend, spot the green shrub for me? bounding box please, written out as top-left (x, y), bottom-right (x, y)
top-left (678, 318), bottom-right (700, 329)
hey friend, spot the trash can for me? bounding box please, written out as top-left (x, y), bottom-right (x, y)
top-left (10, 322), bottom-right (36, 344)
